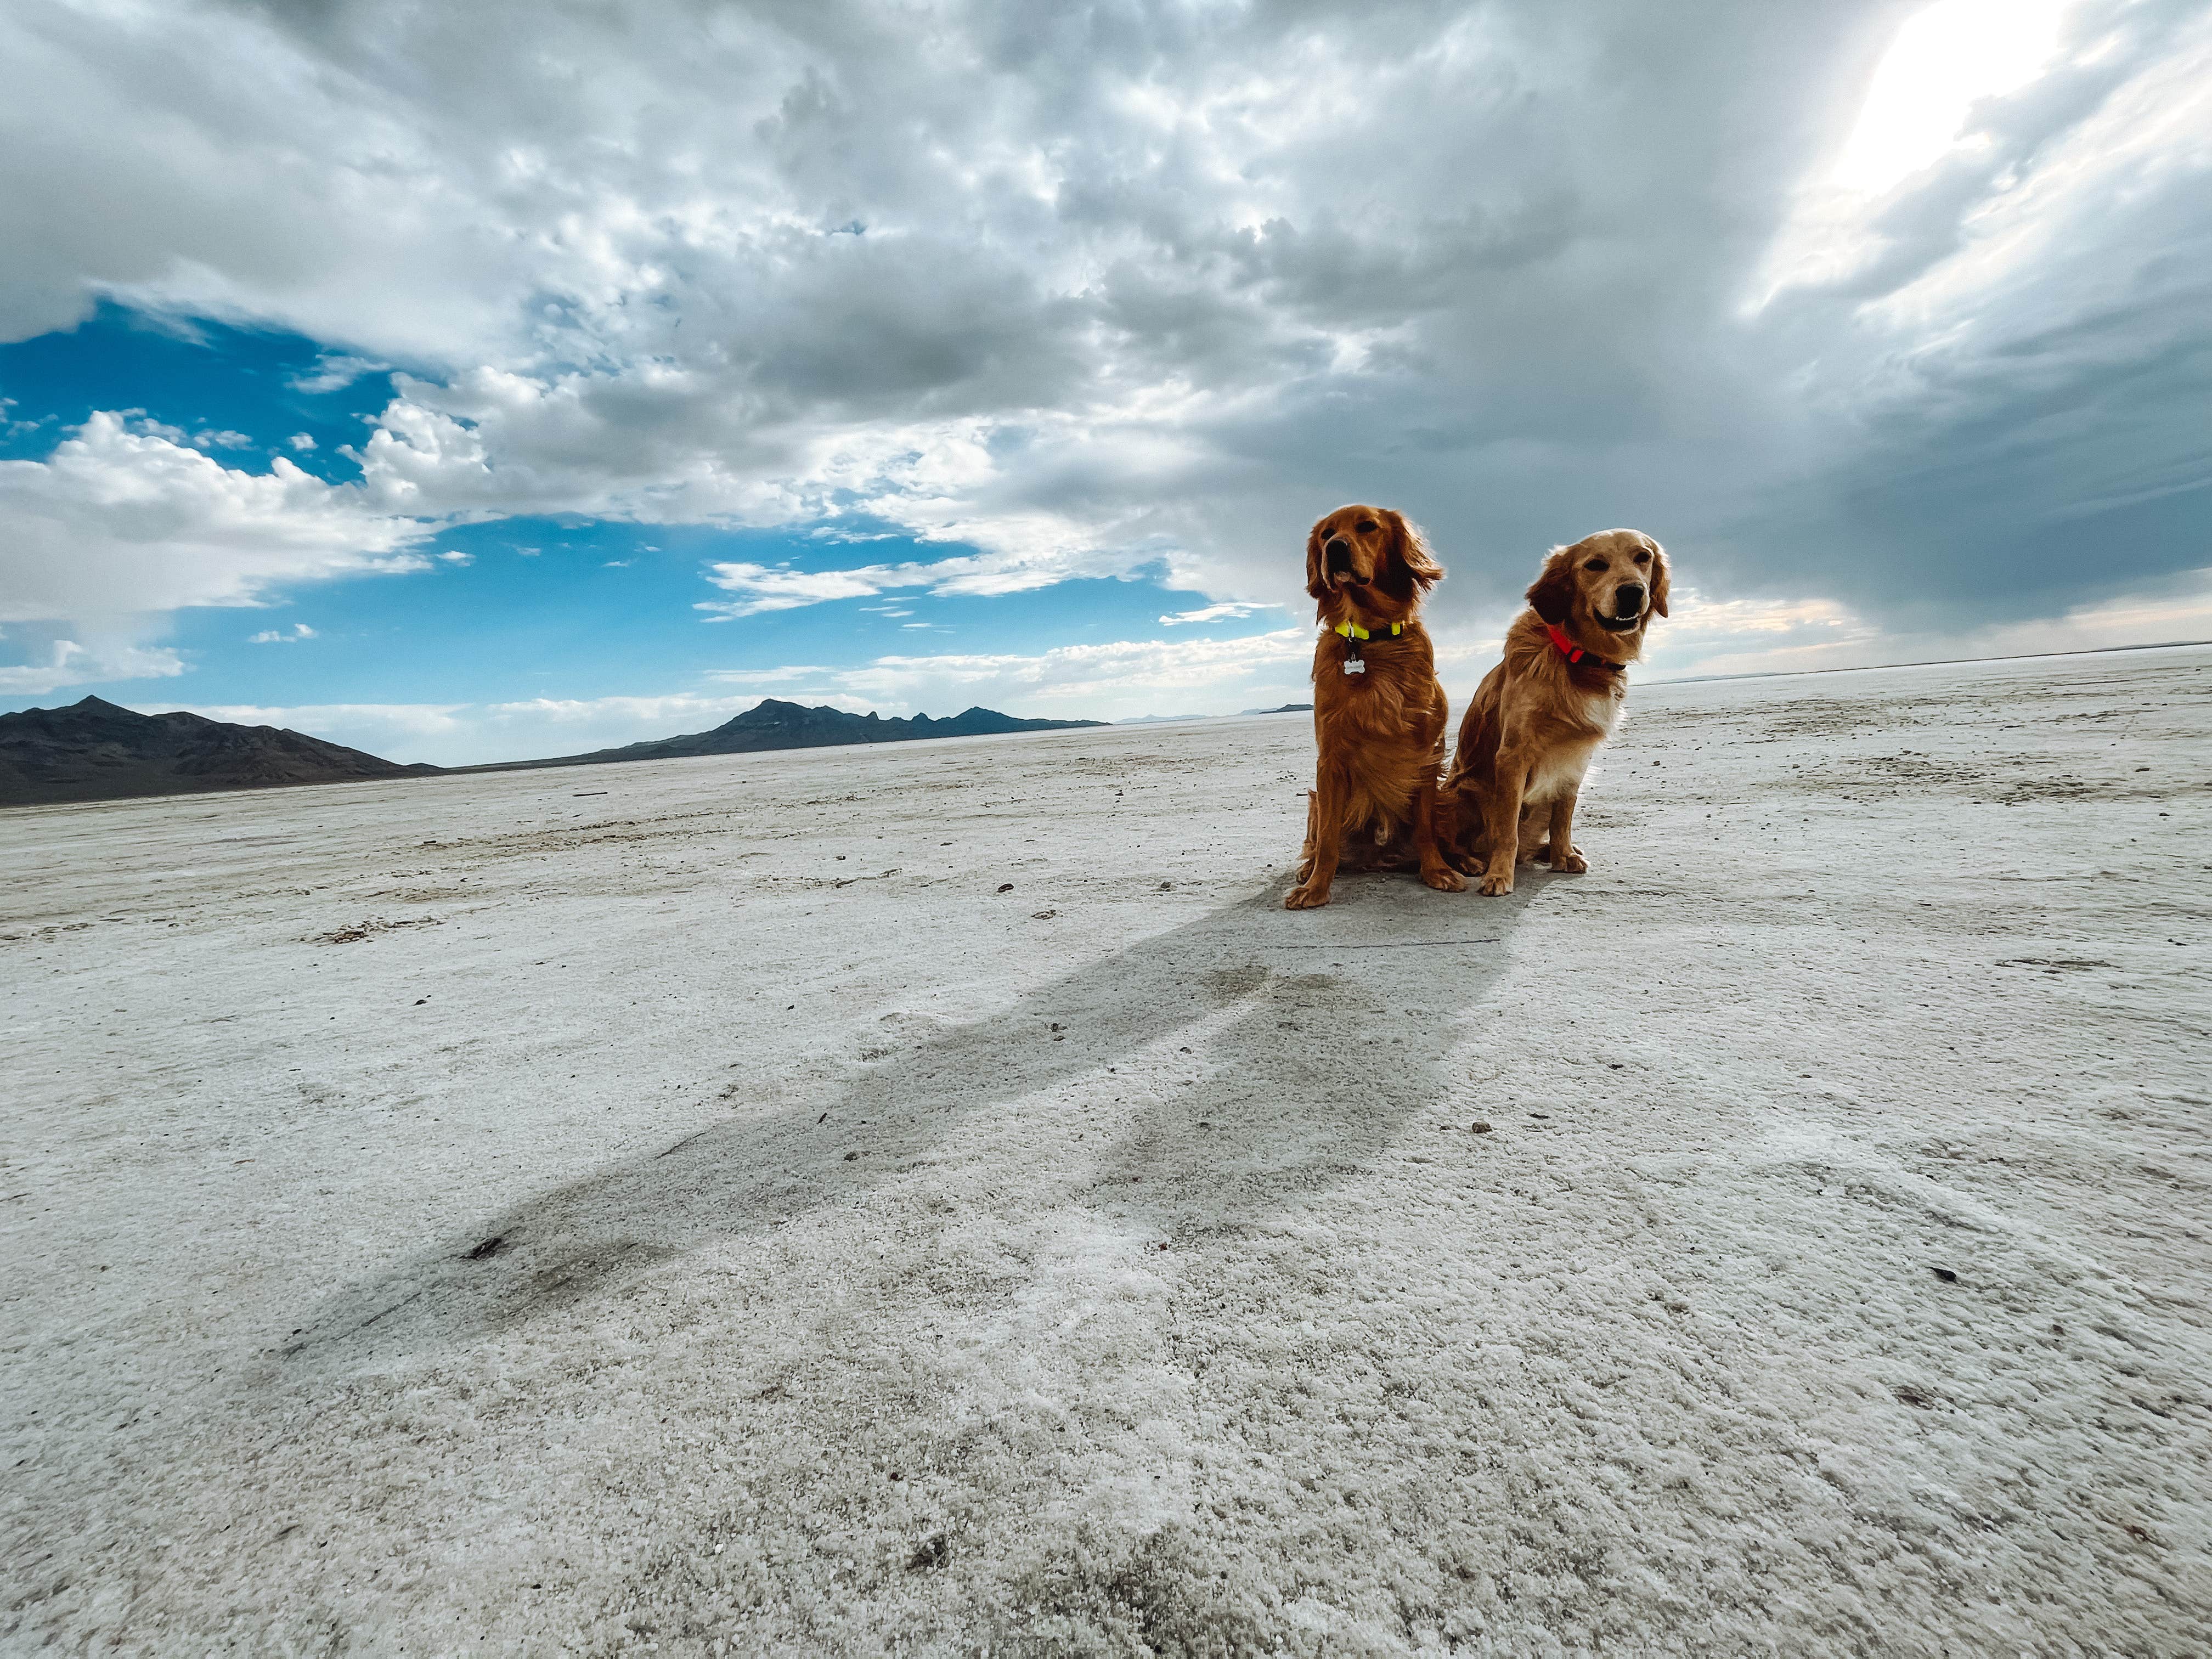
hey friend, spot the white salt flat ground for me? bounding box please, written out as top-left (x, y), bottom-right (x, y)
top-left (3, 646), bottom-right (2208, 1655)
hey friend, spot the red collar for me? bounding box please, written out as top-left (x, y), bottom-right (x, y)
top-left (1545, 623), bottom-right (1626, 673)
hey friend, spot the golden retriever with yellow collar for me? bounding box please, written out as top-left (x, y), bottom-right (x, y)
top-left (1286, 505), bottom-right (1463, 909)
top-left (1442, 529), bottom-right (1669, 895)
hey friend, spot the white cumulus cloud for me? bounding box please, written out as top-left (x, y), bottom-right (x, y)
top-left (1161, 602), bottom-right (1285, 627)
top-left (0, 635), bottom-right (186, 694)
top-left (0, 411), bottom-right (433, 623)
top-left (0, 0), bottom-right (2204, 662)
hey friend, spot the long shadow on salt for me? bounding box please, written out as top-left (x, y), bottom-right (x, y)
top-left (281, 871), bottom-right (1541, 1370)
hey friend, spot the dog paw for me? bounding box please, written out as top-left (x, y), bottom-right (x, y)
top-left (1476, 871), bottom-right (1515, 897)
top-left (1447, 851), bottom-right (1484, 876)
top-left (1421, 865), bottom-right (1468, 892)
top-left (1284, 883), bottom-right (1333, 910)
top-left (1549, 847), bottom-right (1588, 874)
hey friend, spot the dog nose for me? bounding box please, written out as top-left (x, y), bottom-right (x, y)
top-left (1324, 537), bottom-right (1351, 572)
top-left (1615, 583), bottom-right (1645, 614)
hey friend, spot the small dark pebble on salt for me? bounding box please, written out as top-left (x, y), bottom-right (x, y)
top-left (844, 1151), bottom-right (861, 1162)
top-left (1471, 1122), bottom-right (1493, 1134)
top-left (907, 1533), bottom-right (951, 1571)
top-left (997, 883), bottom-right (1014, 893)
top-left (1929, 1267), bottom-right (1959, 1283)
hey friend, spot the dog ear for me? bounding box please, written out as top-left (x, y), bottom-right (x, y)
top-left (1526, 547), bottom-right (1575, 625)
top-left (1305, 518), bottom-right (1331, 605)
top-left (1383, 509), bottom-right (1443, 592)
top-left (1647, 539), bottom-right (1670, 618)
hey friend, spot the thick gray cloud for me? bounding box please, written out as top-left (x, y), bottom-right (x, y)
top-left (1, 0), bottom-right (2205, 642)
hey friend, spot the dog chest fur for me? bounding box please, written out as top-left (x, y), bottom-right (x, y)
top-left (1523, 736), bottom-right (1600, 804)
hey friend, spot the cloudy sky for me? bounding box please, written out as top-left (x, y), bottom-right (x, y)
top-left (2, 0), bottom-right (2207, 764)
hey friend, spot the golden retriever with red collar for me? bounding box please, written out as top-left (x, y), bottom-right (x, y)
top-left (1442, 529), bottom-right (1669, 895)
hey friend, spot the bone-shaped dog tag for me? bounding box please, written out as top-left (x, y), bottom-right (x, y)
top-left (1343, 658), bottom-right (1365, 675)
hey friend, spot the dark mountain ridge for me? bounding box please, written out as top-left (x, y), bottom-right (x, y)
top-left (466, 697), bottom-right (1107, 770)
top-left (2, 695), bottom-right (1109, 806)
top-left (0, 696), bottom-right (433, 808)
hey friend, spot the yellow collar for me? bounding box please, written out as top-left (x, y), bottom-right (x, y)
top-left (1333, 619), bottom-right (1406, 642)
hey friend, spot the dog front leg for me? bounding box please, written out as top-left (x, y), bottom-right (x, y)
top-left (1438, 780), bottom-right (1486, 874)
top-left (1476, 754), bottom-right (1527, 896)
top-left (1516, 802), bottom-right (1547, 864)
top-left (1547, 788), bottom-right (1587, 873)
top-left (1413, 778), bottom-right (1466, 892)
top-left (1286, 772), bottom-right (1345, 908)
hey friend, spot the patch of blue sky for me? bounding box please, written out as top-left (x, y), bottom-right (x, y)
top-left (0, 303), bottom-right (1291, 716)
top-left (153, 513), bottom-right (1277, 707)
top-left (0, 300), bottom-right (396, 477)
top-left (5, 515), bottom-right (1284, 720)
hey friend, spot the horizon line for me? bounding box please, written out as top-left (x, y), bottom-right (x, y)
top-left (1644, 636), bottom-right (2212, 689)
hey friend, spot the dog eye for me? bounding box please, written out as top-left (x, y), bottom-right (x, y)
top-left (1583, 558), bottom-right (1606, 572)
top-left (1634, 550), bottom-right (1651, 563)
top-left (1355, 519), bottom-right (1378, 534)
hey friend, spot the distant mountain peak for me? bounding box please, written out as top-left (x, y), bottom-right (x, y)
top-left (4, 691), bottom-right (1117, 804)
top-left (1, 698), bottom-right (428, 809)
top-left (470, 697), bottom-right (1108, 772)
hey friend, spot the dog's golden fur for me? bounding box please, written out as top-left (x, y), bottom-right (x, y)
top-left (1442, 528), bottom-right (1669, 895)
top-left (1287, 505), bottom-right (1463, 909)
